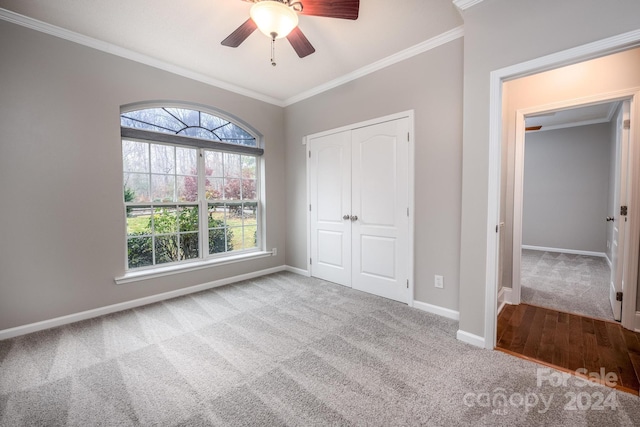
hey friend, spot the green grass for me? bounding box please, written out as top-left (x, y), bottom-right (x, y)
top-left (127, 213), bottom-right (256, 250)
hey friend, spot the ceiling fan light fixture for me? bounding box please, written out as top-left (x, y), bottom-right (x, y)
top-left (250, 1), bottom-right (299, 39)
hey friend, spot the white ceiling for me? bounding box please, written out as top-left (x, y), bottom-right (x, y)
top-left (0, 0), bottom-right (464, 105)
top-left (525, 101), bottom-right (620, 132)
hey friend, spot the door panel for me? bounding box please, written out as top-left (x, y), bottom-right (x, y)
top-left (309, 131), bottom-right (352, 286)
top-left (610, 101), bottom-right (630, 321)
top-left (352, 119), bottom-right (409, 303)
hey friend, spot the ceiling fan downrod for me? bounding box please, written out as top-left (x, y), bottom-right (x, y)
top-left (270, 32), bottom-right (277, 66)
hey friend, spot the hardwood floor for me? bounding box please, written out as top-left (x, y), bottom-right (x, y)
top-left (497, 303), bottom-right (640, 395)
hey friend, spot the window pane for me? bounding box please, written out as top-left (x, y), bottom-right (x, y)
top-left (153, 207), bottom-right (178, 233)
top-left (224, 153), bottom-right (241, 178)
top-left (243, 202), bottom-right (258, 226)
top-left (206, 177), bottom-right (224, 200)
top-left (155, 235), bottom-right (178, 264)
top-left (124, 173), bottom-right (150, 203)
top-left (128, 236), bottom-right (153, 268)
top-left (228, 227), bottom-right (242, 252)
top-left (242, 179), bottom-right (256, 200)
top-left (122, 140), bottom-right (149, 173)
top-left (209, 228), bottom-right (227, 254)
top-left (243, 225), bottom-right (258, 249)
top-left (224, 179), bottom-right (241, 200)
top-left (121, 108), bottom-right (256, 147)
top-left (164, 108), bottom-right (199, 127)
top-left (205, 151), bottom-right (223, 177)
top-left (126, 206), bottom-right (152, 236)
top-left (151, 174), bottom-right (175, 202)
top-left (151, 144), bottom-right (175, 174)
top-left (200, 113), bottom-right (227, 132)
top-left (176, 147), bottom-right (197, 175)
top-left (242, 156), bottom-right (256, 179)
top-left (178, 206), bottom-right (198, 232)
top-left (177, 176), bottom-right (198, 202)
top-left (122, 108), bottom-right (184, 133)
top-left (208, 203), bottom-right (226, 228)
top-left (180, 232), bottom-right (199, 260)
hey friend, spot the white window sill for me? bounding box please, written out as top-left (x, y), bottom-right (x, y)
top-left (114, 251), bottom-right (273, 285)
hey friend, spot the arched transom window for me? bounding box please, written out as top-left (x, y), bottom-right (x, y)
top-left (121, 105), bottom-right (263, 270)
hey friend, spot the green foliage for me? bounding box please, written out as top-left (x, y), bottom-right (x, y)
top-left (124, 187), bottom-right (135, 214)
top-left (126, 206), bottom-right (235, 268)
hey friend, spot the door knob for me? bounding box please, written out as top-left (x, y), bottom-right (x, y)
top-left (343, 214), bottom-right (350, 220)
top-left (351, 215), bottom-right (358, 221)
top-left (606, 216), bottom-right (615, 222)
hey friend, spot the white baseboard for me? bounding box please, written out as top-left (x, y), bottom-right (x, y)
top-left (635, 311), bottom-right (640, 333)
top-left (285, 265), bottom-right (310, 277)
top-left (413, 300), bottom-right (460, 321)
top-left (456, 329), bottom-right (486, 348)
top-left (522, 245), bottom-right (606, 258)
top-left (605, 253), bottom-right (612, 269)
top-left (497, 286), bottom-right (513, 314)
top-left (0, 265), bottom-right (287, 341)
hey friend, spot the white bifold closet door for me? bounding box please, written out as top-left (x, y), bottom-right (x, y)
top-left (309, 117), bottom-right (409, 303)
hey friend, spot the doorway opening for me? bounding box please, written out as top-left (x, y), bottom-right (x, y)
top-left (518, 100), bottom-right (625, 323)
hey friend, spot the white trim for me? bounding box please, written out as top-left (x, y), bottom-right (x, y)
top-left (453, 0), bottom-right (484, 11)
top-left (285, 265), bottom-right (310, 276)
top-left (497, 286), bottom-right (512, 314)
top-left (456, 329), bottom-right (486, 348)
top-left (605, 253), bottom-right (613, 269)
top-left (0, 8), bottom-right (285, 107)
top-left (283, 27), bottom-right (464, 106)
top-left (486, 29), bottom-right (640, 351)
top-left (0, 266), bottom-right (286, 340)
top-left (413, 301), bottom-right (460, 321)
top-left (635, 311), bottom-right (640, 333)
top-left (115, 251), bottom-right (273, 284)
top-left (535, 117), bottom-right (612, 133)
top-left (521, 245), bottom-right (608, 258)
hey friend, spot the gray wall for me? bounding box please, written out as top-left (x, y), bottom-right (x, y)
top-left (0, 21), bottom-right (286, 330)
top-left (284, 38), bottom-right (464, 311)
top-left (522, 124), bottom-right (611, 253)
top-left (459, 0), bottom-right (640, 338)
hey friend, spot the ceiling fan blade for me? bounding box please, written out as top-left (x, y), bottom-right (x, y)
top-left (221, 19), bottom-right (257, 47)
top-left (287, 27), bottom-right (316, 58)
top-left (525, 126), bottom-right (542, 131)
top-left (299, 0), bottom-right (360, 20)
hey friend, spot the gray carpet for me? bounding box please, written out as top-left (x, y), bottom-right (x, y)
top-left (521, 249), bottom-right (614, 321)
top-left (1, 272), bottom-right (638, 426)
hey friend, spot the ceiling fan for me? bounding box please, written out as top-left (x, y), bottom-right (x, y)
top-left (221, 0), bottom-right (360, 65)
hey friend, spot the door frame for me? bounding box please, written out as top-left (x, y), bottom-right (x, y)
top-left (304, 110), bottom-right (416, 306)
top-left (485, 29), bottom-right (640, 350)
top-left (511, 90), bottom-right (640, 330)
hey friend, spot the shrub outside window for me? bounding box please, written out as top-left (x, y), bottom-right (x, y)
top-left (121, 106), bottom-right (262, 270)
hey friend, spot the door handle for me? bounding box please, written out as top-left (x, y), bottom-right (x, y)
top-left (343, 214), bottom-right (351, 220)
top-left (351, 215), bottom-right (358, 221)
top-left (606, 216), bottom-right (615, 222)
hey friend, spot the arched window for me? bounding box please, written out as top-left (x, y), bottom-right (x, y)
top-left (121, 104), bottom-right (263, 270)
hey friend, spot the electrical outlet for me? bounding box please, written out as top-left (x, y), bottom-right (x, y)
top-left (435, 275), bottom-right (444, 289)
top-left (271, 248), bottom-right (277, 256)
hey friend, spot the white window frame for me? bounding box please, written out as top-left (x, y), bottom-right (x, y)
top-left (116, 103), bottom-right (268, 284)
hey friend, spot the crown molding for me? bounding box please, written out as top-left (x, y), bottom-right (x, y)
top-left (0, 8), bottom-right (286, 107)
top-left (283, 25), bottom-right (464, 106)
top-left (1, 7), bottom-right (463, 109)
top-left (453, 0), bottom-right (484, 11)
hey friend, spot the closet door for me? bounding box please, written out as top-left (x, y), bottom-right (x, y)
top-left (309, 131), bottom-right (352, 286)
top-left (351, 118), bottom-right (409, 303)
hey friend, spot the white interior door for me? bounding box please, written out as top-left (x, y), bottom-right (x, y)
top-left (309, 131), bottom-right (352, 286)
top-left (610, 100), bottom-right (631, 321)
top-left (351, 118), bottom-right (410, 303)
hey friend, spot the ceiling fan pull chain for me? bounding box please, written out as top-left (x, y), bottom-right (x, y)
top-left (270, 32), bottom-right (277, 66)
